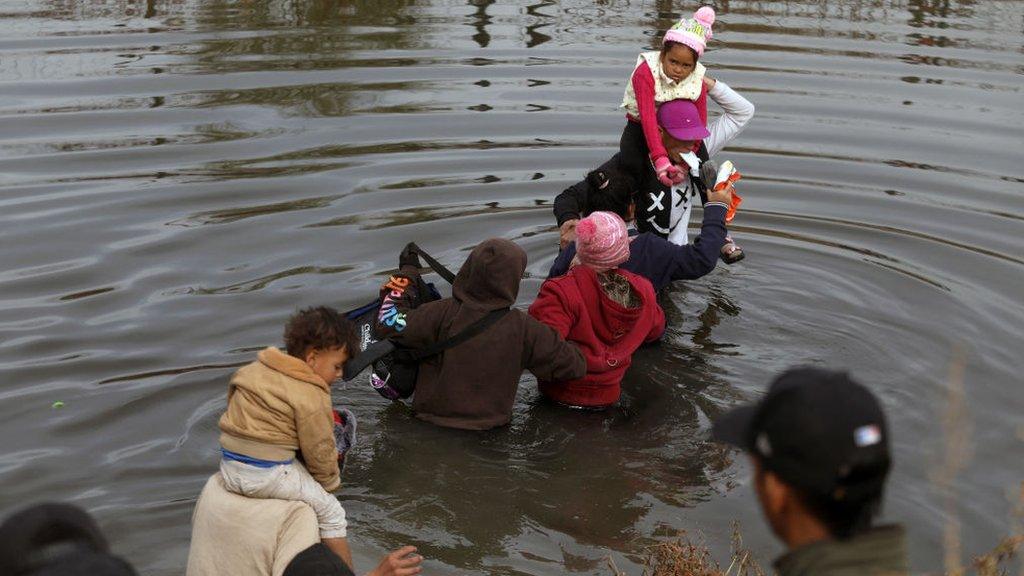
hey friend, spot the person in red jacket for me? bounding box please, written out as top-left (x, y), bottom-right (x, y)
top-left (528, 211), bottom-right (666, 408)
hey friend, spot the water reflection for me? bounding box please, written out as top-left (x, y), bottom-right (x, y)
top-left (524, 1), bottom-right (554, 48)
top-left (468, 0), bottom-right (494, 48)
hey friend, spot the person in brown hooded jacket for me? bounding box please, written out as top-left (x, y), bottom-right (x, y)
top-left (388, 238), bottom-right (586, 430)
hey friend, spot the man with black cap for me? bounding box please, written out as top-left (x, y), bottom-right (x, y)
top-left (712, 366), bottom-right (909, 575)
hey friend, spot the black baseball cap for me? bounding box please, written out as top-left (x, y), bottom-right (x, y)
top-left (712, 367), bottom-right (892, 504)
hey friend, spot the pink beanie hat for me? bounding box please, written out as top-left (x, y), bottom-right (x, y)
top-left (663, 6), bottom-right (715, 56)
top-left (575, 211), bottom-right (630, 272)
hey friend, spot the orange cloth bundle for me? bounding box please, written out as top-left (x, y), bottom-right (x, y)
top-left (715, 160), bottom-right (743, 222)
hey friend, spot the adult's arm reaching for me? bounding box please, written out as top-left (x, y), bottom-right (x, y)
top-left (636, 203), bottom-right (728, 291)
top-left (524, 280), bottom-right (586, 382)
top-left (552, 155), bottom-right (622, 226)
top-left (554, 185), bottom-right (735, 290)
top-left (365, 546), bottom-right (424, 576)
top-left (703, 78), bottom-right (755, 158)
top-left (521, 315), bottom-right (587, 383)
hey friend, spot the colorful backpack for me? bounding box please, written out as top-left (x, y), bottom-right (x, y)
top-left (343, 243), bottom-right (508, 400)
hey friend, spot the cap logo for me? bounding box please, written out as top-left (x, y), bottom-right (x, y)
top-left (854, 424), bottom-right (881, 447)
top-left (755, 432), bottom-right (772, 457)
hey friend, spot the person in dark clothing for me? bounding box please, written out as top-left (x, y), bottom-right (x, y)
top-left (387, 238), bottom-right (586, 430)
top-left (284, 543), bottom-right (421, 576)
top-left (0, 503), bottom-right (138, 576)
top-left (284, 543), bottom-right (356, 576)
top-left (712, 367), bottom-right (909, 576)
top-left (549, 167), bottom-right (731, 292)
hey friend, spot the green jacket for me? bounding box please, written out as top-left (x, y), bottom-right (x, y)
top-left (774, 525), bottom-right (908, 576)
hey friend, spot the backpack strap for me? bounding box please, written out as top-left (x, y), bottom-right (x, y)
top-left (408, 243), bottom-right (457, 285)
top-left (343, 308), bottom-right (512, 380)
top-left (342, 338), bottom-right (394, 381)
top-left (394, 308), bottom-right (511, 363)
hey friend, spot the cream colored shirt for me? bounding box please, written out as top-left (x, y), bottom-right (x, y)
top-left (186, 473), bottom-right (319, 576)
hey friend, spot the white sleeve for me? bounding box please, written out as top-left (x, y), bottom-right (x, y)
top-left (704, 80), bottom-right (755, 158)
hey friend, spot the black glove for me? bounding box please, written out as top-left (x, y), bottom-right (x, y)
top-left (399, 243), bottom-right (423, 269)
top-left (699, 160), bottom-right (719, 191)
top-left (697, 160), bottom-right (718, 206)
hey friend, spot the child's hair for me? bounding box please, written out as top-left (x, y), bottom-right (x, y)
top-left (661, 40), bottom-right (698, 60)
top-left (584, 168), bottom-right (636, 221)
top-left (283, 306), bottom-right (359, 359)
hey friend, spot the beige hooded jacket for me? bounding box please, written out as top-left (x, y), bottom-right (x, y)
top-left (219, 347), bottom-right (340, 491)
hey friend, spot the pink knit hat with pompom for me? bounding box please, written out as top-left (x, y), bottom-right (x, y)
top-left (575, 212), bottom-right (630, 272)
top-left (664, 6), bottom-right (715, 56)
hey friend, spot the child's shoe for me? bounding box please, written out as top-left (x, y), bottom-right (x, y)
top-left (720, 235), bottom-right (745, 264)
top-left (332, 408), bottom-right (357, 468)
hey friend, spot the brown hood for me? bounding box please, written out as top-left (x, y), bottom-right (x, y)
top-left (389, 239), bottom-right (586, 429)
top-left (452, 238), bottom-right (527, 311)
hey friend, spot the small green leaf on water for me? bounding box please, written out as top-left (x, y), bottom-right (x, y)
top-left (52, 401), bottom-right (64, 409)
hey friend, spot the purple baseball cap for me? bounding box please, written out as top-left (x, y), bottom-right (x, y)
top-left (657, 99), bottom-right (710, 141)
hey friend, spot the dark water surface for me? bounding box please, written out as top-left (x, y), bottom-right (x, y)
top-left (2, 0), bottom-right (1023, 573)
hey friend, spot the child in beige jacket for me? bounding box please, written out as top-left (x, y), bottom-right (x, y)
top-left (218, 306), bottom-right (358, 568)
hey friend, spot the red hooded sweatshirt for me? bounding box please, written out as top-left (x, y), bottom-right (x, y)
top-left (528, 265), bottom-right (665, 407)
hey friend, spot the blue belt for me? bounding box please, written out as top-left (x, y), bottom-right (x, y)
top-left (221, 448), bottom-right (293, 468)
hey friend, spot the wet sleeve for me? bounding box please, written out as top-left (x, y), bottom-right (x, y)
top-left (521, 316), bottom-right (586, 382)
top-left (632, 61), bottom-right (669, 164)
top-left (554, 179), bottom-right (589, 226)
top-left (660, 203), bottom-right (728, 283)
top-left (547, 245), bottom-right (575, 279)
top-left (295, 405), bottom-right (341, 492)
top-left (647, 301), bottom-right (666, 343)
top-left (553, 155), bottom-right (624, 226)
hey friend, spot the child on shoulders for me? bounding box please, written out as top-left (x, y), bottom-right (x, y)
top-left (218, 306), bottom-right (358, 568)
top-left (620, 6), bottom-right (716, 188)
top-left (616, 6), bottom-right (752, 262)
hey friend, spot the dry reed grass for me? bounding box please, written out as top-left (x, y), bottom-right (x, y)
top-left (607, 523), bottom-right (765, 576)
top-left (938, 349), bottom-right (1023, 576)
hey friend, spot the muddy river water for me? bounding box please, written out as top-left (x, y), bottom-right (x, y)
top-left (1, 0), bottom-right (1022, 573)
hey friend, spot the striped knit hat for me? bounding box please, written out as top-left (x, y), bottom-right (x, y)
top-left (576, 211), bottom-right (630, 272)
top-left (664, 6), bottom-right (715, 57)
